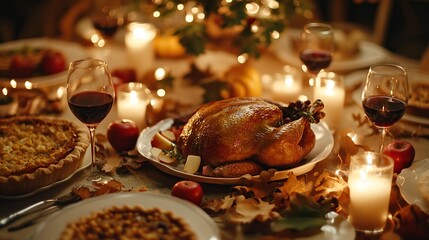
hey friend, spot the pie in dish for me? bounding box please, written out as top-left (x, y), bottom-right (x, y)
top-left (61, 205), bottom-right (197, 240)
top-left (0, 116), bottom-right (89, 196)
top-left (407, 81), bottom-right (429, 118)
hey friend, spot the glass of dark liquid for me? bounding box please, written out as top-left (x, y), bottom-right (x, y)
top-left (361, 64), bottom-right (408, 152)
top-left (67, 59), bottom-right (115, 183)
top-left (299, 23), bottom-right (334, 87)
top-left (91, 0), bottom-right (124, 57)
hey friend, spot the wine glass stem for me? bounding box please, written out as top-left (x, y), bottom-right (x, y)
top-left (88, 126), bottom-right (100, 181)
top-left (379, 128), bottom-right (386, 153)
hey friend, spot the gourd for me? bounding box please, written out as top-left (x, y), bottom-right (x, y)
top-left (223, 63), bottom-right (262, 98)
top-left (154, 34), bottom-right (186, 58)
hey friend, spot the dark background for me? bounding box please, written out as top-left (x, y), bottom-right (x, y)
top-left (1, 0), bottom-right (428, 60)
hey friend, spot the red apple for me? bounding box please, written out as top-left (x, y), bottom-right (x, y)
top-left (107, 119), bottom-right (140, 152)
top-left (41, 51), bottom-right (66, 75)
top-left (9, 55), bottom-right (36, 78)
top-left (383, 140), bottom-right (415, 173)
top-left (171, 180), bottom-right (203, 206)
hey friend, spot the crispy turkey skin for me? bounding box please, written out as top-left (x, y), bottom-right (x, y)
top-left (177, 97), bottom-right (324, 178)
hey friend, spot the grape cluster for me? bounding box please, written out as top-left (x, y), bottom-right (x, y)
top-left (280, 99), bottom-right (325, 124)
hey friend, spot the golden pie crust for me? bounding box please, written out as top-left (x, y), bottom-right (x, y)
top-left (0, 116), bottom-right (89, 196)
top-left (407, 81), bottom-right (429, 118)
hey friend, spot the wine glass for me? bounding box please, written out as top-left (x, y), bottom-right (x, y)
top-left (299, 23), bottom-right (334, 86)
top-left (91, 0), bottom-right (124, 57)
top-left (361, 64), bottom-right (408, 152)
top-left (67, 59), bottom-right (115, 183)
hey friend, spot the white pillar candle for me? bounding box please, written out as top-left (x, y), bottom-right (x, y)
top-left (271, 74), bottom-right (302, 104)
top-left (125, 23), bottom-right (157, 79)
top-left (313, 72), bottom-right (345, 130)
top-left (348, 152), bottom-right (394, 233)
top-left (116, 82), bottom-right (151, 131)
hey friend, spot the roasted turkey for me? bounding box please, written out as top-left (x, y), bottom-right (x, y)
top-left (177, 97), bottom-right (325, 178)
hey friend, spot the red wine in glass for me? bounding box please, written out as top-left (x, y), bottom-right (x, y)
top-left (93, 18), bottom-right (120, 38)
top-left (362, 95), bottom-right (407, 127)
top-left (299, 49), bottom-right (332, 74)
top-left (68, 91), bottom-right (114, 127)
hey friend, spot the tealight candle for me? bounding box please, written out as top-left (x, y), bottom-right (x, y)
top-left (348, 151), bottom-right (394, 233)
top-left (313, 72), bottom-right (345, 130)
top-left (125, 22), bottom-right (157, 78)
top-left (271, 73), bottom-right (302, 104)
top-left (116, 82), bottom-right (151, 130)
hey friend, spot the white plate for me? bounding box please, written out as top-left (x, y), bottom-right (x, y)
top-left (32, 192), bottom-right (220, 240)
top-left (272, 28), bottom-right (386, 72)
top-left (350, 70), bottom-right (429, 126)
top-left (137, 118), bottom-right (334, 185)
top-left (396, 158), bottom-right (429, 213)
top-left (0, 38), bottom-right (87, 88)
top-left (0, 151), bottom-right (90, 200)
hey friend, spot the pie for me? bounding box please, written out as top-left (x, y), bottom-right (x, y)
top-left (61, 205), bottom-right (197, 240)
top-left (407, 81), bottom-right (429, 118)
top-left (0, 116), bottom-right (89, 196)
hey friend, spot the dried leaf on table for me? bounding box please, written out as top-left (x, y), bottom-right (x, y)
top-left (226, 195), bottom-right (278, 224)
top-left (313, 170), bottom-right (347, 201)
top-left (202, 195), bottom-right (238, 213)
top-left (72, 186), bottom-right (93, 199)
top-left (277, 172), bottom-right (313, 199)
top-left (102, 156), bottom-right (122, 173)
top-left (272, 194), bottom-right (333, 232)
top-left (94, 179), bottom-right (123, 196)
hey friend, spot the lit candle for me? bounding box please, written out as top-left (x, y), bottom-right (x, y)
top-left (313, 72), bottom-right (345, 130)
top-left (271, 73), bottom-right (302, 104)
top-left (348, 152), bottom-right (394, 233)
top-left (125, 23), bottom-right (157, 79)
top-left (116, 82), bottom-right (151, 131)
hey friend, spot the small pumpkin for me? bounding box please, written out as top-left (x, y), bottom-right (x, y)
top-left (223, 63), bottom-right (262, 98)
top-left (154, 34), bottom-right (186, 58)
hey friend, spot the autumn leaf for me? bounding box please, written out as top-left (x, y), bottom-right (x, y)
top-left (272, 194), bottom-right (333, 232)
top-left (313, 170), bottom-right (347, 200)
top-left (102, 156), bottom-right (122, 173)
top-left (226, 195), bottom-right (278, 224)
top-left (277, 172), bottom-right (313, 198)
top-left (202, 195), bottom-right (237, 213)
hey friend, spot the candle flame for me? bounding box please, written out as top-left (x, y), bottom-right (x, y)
top-left (10, 79), bottom-right (17, 88)
top-left (129, 90), bottom-right (140, 104)
top-left (156, 88), bottom-right (166, 98)
top-left (2, 88), bottom-right (8, 96)
top-left (326, 79), bottom-right (336, 89)
top-left (237, 54), bottom-right (248, 64)
top-left (56, 87), bottom-right (65, 99)
top-left (25, 81), bottom-right (32, 89)
top-left (154, 68), bottom-right (166, 80)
